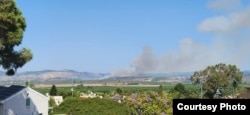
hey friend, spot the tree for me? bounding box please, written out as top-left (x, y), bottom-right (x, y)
top-left (25, 81), bottom-right (34, 88)
top-left (169, 83), bottom-right (199, 99)
top-left (116, 87), bottom-right (123, 95)
top-left (190, 63), bottom-right (243, 99)
top-left (169, 83), bottom-right (188, 99)
top-left (25, 81), bottom-right (29, 87)
top-left (0, 0), bottom-right (33, 75)
top-left (158, 84), bottom-right (163, 96)
top-left (49, 85), bottom-right (57, 96)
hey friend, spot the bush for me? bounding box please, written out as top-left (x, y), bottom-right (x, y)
top-left (125, 91), bottom-right (172, 115)
top-left (53, 97), bottom-right (130, 115)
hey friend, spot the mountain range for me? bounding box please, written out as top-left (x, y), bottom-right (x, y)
top-left (0, 70), bottom-right (250, 82)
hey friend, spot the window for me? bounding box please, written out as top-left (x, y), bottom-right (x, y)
top-left (26, 98), bottom-right (30, 107)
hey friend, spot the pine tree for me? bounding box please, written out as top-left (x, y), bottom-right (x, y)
top-left (49, 85), bottom-right (57, 96)
top-left (0, 0), bottom-right (33, 75)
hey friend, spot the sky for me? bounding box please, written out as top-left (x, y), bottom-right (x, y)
top-left (8, 0), bottom-right (250, 74)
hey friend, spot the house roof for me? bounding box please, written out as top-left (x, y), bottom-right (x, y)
top-left (27, 87), bottom-right (48, 100)
top-left (0, 85), bottom-right (26, 101)
top-left (112, 94), bottom-right (122, 100)
top-left (0, 86), bottom-right (6, 91)
top-left (237, 93), bottom-right (250, 99)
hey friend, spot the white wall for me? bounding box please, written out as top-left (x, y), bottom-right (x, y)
top-left (0, 105), bottom-right (3, 115)
top-left (1, 89), bottom-right (34, 115)
top-left (0, 88), bottom-right (48, 115)
top-left (28, 88), bottom-right (49, 115)
top-left (51, 96), bottom-right (63, 106)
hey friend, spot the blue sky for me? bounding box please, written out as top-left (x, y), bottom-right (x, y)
top-left (11, 0), bottom-right (250, 74)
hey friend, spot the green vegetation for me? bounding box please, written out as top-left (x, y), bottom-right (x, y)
top-left (116, 87), bottom-right (123, 95)
top-left (32, 63), bottom-right (248, 114)
top-left (42, 84), bottom-right (202, 114)
top-left (125, 86), bottom-right (172, 114)
top-left (0, 0), bottom-right (33, 75)
top-left (49, 85), bottom-right (57, 96)
top-left (191, 63), bottom-right (243, 99)
top-left (169, 83), bottom-right (188, 98)
top-left (53, 97), bottom-right (130, 115)
top-left (169, 83), bottom-right (199, 99)
top-left (49, 97), bottom-right (56, 107)
top-left (35, 81), bottom-right (249, 114)
top-left (25, 81), bottom-right (35, 88)
top-left (35, 84), bottom-right (199, 96)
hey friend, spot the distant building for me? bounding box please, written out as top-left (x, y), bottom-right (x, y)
top-left (0, 85), bottom-right (48, 115)
top-left (50, 96), bottom-right (63, 106)
top-left (80, 91), bottom-right (97, 99)
top-left (237, 87), bottom-right (250, 99)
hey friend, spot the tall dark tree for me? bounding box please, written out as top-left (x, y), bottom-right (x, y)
top-left (190, 63), bottom-right (243, 99)
top-left (158, 84), bottom-right (163, 96)
top-left (49, 85), bottom-right (57, 96)
top-left (25, 81), bottom-right (29, 87)
top-left (115, 87), bottom-right (123, 95)
top-left (0, 0), bottom-right (33, 75)
top-left (169, 83), bottom-right (189, 99)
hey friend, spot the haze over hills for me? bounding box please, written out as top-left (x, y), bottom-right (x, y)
top-left (0, 70), bottom-right (109, 81)
top-left (0, 70), bottom-right (250, 83)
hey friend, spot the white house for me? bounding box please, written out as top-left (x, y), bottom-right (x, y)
top-left (0, 85), bottom-right (48, 115)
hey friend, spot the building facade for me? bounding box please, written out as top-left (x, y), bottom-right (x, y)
top-left (0, 85), bottom-right (48, 115)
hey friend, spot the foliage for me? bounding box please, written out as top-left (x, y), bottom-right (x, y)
top-left (49, 85), bottom-right (57, 96)
top-left (125, 91), bottom-right (172, 115)
top-left (0, 0), bottom-right (32, 75)
top-left (169, 83), bottom-right (199, 99)
top-left (53, 97), bottom-right (130, 115)
top-left (48, 97), bottom-right (57, 114)
top-left (57, 90), bottom-right (71, 98)
top-left (169, 83), bottom-right (188, 99)
top-left (53, 86), bottom-right (169, 95)
top-left (190, 63), bottom-right (243, 99)
top-left (34, 84), bottom-right (199, 97)
top-left (49, 97), bottom-right (56, 107)
top-left (57, 90), bottom-right (81, 98)
top-left (116, 87), bottom-right (123, 95)
top-left (158, 84), bottom-right (163, 96)
top-left (25, 81), bottom-right (35, 88)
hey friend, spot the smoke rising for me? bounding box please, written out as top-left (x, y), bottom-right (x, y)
top-left (111, 0), bottom-right (250, 77)
top-left (111, 46), bottom-right (158, 77)
top-left (131, 46), bottom-right (158, 73)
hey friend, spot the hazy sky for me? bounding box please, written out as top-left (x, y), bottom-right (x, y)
top-left (10, 0), bottom-right (250, 74)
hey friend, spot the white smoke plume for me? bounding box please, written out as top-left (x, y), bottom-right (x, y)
top-left (131, 46), bottom-right (158, 73)
top-left (111, 0), bottom-right (250, 77)
top-left (111, 46), bottom-right (158, 77)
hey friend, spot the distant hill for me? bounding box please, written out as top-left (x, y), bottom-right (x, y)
top-left (0, 70), bottom-right (249, 83)
top-left (105, 70), bottom-right (250, 83)
top-left (243, 70), bottom-right (250, 82)
top-left (0, 70), bottom-right (110, 82)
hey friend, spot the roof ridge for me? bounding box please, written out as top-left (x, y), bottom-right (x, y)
top-left (0, 85), bottom-right (26, 102)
